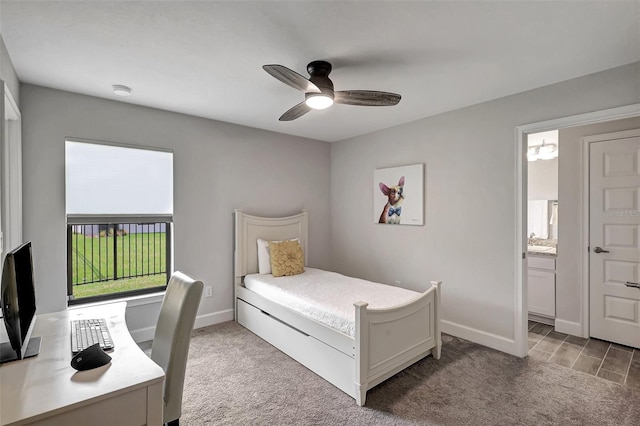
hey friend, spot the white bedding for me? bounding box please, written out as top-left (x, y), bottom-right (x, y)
top-left (243, 268), bottom-right (422, 337)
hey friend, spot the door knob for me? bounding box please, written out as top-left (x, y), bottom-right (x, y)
top-left (626, 282), bottom-right (640, 289)
top-left (593, 247), bottom-right (610, 253)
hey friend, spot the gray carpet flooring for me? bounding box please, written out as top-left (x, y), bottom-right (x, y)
top-left (170, 321), bottom-right (640, 425)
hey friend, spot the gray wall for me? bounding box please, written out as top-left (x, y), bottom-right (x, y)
top-left (330, 62), bottom-right (640, 353)
top-left (557, 117), bottom-right (640, 326)
top-left (20, 84), bottom-right (331, 336)
top-left (14, 55), bottom-right (640, 352)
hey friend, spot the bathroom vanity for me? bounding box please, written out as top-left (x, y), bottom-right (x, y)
top-left (528, 249), bottom-right (556, 324)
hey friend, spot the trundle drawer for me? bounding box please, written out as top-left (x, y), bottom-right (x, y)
top-left (237, 298), bottom-right (354, 395)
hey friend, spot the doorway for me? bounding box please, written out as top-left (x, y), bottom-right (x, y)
top-left (515, 104), bottom-right (640, 358)
top-left (526, 130), bottom-right (558, 326)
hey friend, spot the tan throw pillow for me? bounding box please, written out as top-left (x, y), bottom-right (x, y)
top-left (269, 240), bottom-right (304, 277)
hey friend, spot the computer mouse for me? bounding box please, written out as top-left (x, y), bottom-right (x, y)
top-left (71, 343), bottom-right (112, 371)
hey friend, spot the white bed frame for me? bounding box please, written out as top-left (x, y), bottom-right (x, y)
top-left (234, 209), bottom-right (441, 406)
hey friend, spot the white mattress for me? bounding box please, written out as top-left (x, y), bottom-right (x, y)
top-left (243, 268), bottom-right (422, 337)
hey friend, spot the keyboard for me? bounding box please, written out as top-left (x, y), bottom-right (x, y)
top-left (70, 318), bottom-right (114, 354)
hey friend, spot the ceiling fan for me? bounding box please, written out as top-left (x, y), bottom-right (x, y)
top-left (263, 60), bottom-right (401, 121)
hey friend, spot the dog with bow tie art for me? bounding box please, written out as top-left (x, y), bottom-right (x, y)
top-left (378, 176), bottom-right (405, 224)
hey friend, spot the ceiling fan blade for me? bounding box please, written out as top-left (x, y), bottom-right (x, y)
top-left (334, 90), bottom-right (401, 106)
top-left (263, 64), bottom-right (321, 93)
top-left (279, 101), bottom-right (312, 121)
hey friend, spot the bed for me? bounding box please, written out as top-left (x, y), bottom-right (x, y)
top-left (234, 209), bottom-right (441, 406)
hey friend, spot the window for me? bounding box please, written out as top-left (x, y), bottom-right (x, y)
top-left (65, 139), bottom-right (173, 304)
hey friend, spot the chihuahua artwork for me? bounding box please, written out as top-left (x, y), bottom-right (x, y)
top-left (373, 164), bottom-right (423, 226)
top-left (378, 176), bottom-right (405, 224)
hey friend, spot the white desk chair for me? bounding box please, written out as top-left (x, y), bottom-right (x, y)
top-left (151, 271), bottom-right (203, 426)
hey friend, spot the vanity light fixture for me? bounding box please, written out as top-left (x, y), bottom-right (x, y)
top-left (538, 140), bottom-right (558, 160)
top-left (528, 140), bottom-right (558, 162)
top-left (527, 145), bottom-right (540, 162)
top-left (112, 84), bottom-right (132, 97)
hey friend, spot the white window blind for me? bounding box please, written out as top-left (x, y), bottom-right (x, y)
top-left (65, 140), bottom-right (173, 219)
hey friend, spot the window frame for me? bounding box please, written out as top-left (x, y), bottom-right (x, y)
top-left (64, 138), bottom-right (174, 305)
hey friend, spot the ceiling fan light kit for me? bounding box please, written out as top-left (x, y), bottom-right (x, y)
top-left (263, 60), bottom-right (401, 121)
top-left (305, 93), bottom-right (333, 110)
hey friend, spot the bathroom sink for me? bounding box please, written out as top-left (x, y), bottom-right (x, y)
top-left (528, 245), bottom-right (556, 254)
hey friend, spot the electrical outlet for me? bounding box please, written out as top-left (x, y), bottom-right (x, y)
top-left (394, 280), bottom-right (401, 287)
top-left (204, 286), bottom-right (213, 298)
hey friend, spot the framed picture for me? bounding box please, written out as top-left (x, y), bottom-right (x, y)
top-left (373, 164), bottom-right (424, 225)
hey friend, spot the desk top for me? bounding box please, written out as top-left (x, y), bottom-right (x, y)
top-left (0, 302), bottom-right (165, 425)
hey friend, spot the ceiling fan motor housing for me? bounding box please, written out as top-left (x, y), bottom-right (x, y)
top-left (307, 60), bottom-right (334, 98)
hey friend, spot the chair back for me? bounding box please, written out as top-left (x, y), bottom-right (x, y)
top-left (151, 271), bottom-right (203, 423)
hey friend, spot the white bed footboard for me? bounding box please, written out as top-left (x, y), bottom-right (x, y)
top-left (354, 281), bottom-right (442, 406)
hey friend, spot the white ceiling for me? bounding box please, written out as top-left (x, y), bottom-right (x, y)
top-left (1, 1), bottom-right (638, 142)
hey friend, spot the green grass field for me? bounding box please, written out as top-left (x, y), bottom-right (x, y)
top-left (73, 274), bottom-right (167, 298)
top-left (70, 231), bottom-right (167, 298)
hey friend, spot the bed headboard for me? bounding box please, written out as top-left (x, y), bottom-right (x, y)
top-left (234, 209), bottom-right (309, 284)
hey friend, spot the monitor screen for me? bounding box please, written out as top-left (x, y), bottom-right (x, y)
top-left (1, 241), bottom-right (38, 362)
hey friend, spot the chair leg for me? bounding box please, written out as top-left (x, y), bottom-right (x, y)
top-left (166, 419), bottom-right (179, 426)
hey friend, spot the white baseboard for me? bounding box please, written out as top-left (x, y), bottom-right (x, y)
top-left (129, 308), bottom-right (235, 343)
top-left (554, 318), bottom-right (585, 338)
top-left (441, 320), bottom-right (518, 356)
top-left (528, 313), bottom-right (555, 326)
top-left (194, 308), bottom-right (235, 330)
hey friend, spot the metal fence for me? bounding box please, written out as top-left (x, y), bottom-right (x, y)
top-left (67, 222), bottom-right (171, 288)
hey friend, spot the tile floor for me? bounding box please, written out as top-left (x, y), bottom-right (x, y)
top-left (528, 321), bottom-right (639, 387)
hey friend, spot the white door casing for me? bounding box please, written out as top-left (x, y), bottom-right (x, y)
top-left (1, 83), bottom-right (22, 257)
top-left (588, 129), bottom-right (640, 349)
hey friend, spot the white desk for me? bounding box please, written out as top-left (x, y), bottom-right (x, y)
top-left (0, 302), bottom-right (165, 426)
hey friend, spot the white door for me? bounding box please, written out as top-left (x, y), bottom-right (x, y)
top-left (589, 130), bottom-right (640, 349)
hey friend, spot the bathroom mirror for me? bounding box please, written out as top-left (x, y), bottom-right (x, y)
top-left (528, 200), bottom-right (558, 242)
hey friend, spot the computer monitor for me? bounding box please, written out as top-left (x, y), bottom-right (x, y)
top-left (0, 241), bottom-right (41, 364)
